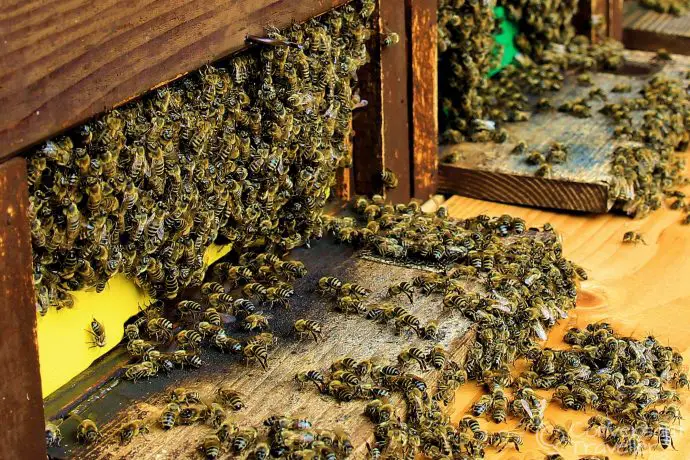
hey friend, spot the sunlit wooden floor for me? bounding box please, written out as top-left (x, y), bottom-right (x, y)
top-left (443, 188), bottom-right (690, 459)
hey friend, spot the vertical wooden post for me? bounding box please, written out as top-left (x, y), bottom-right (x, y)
top-left (379, 0), bottom-right (412, 204)
top-left (406, 0), bottom-right (438, 201)
top-left (352, 0), bottom-right (413, 203)
top-left (574, 0), bottom-right (622, 41)
top-left (0, 157), bottom-right (46, 459)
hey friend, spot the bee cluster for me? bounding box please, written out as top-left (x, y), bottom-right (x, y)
top-left (603, 73), bottom-right (690, 220)
top-left (639, 0), bottom-right (690, 15)
top-left (438, 0), bottom-right (497, 143)
top-left (120, 251), bottom-right (309, 382)
top-left (502, 0), bottom-right (578, 60)
top-left (529, 323), bottom-right (684, 454)
top-left (439, 17), bottom-right (624, 145)
top-left (27, 0), bottom-right (375, 313)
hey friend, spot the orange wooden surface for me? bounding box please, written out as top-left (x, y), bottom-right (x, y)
top-left (444, 189), bottom-right (690, 459)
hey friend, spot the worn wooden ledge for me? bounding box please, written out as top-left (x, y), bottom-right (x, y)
top-left (50, 238), bottom-right (475, 459)
top-left (623, 0), bottom-right (690, 55)
top-left (439, 50), bottom-right (690, 213)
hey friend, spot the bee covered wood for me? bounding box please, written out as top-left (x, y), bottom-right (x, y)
top-left (0, 0), bottom-right (351, 161)
top-left (443, 177), bottom-right (690, 458)
top-left (54, 238), bottom-right (475, 459)
top-left (438, 50), bottom-right (690, 213)
top-left (0, 158), bottom-right (46, 460)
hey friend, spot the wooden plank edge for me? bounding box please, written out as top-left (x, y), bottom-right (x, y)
top-left (0, 158), bottom-right (46, 459)
top-left (0, 0), bottom-right (352, 163)
top-left (623, 27), bottom-right (690, 55)
top-left (438, 163), bottom-right (611, 213)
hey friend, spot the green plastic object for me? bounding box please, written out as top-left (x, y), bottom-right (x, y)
top-left (488, 6), bottom-right (519, 77)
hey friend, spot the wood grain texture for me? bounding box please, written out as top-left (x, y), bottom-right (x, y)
top-left (352, 1), bottom-right (385, 198)
top-left (380, 0), bottom-right (412, 204)
top-left (444, 179), bottom-right (690, 458)
top-left (352, 0), bottom-right (414, 203)
top-left (0, 158), bottom-right (46, 460)
top-left (407, 0), bottom-right (438, 201)
top-left (574, 0), bottom-right (622, 41)
top-left (623, 1), bottom-right (690, 54)
top-left (439, 51), bottom-right (690, 213)
top-left (0, 0), bottom-right (350, 162)
top-left (53, 239), bottom-right (475, 459)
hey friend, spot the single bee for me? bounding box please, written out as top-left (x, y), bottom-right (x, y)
top-left (217, 387), bottom-right (244, 411)
top-left (243, 313), bottom-right (271, 331)
top-left (340, 282), bottom-right (370, 299)
top-left (160, 403), bottom-right (179, 430)
top-left (622, 231), bottom-right (646, 245)
top-left (178, 405), bottom-right (206, 425)
top-left (244, 341), bottom-right (269, 370)
top-left (177, 300), bottom-right (203, 318)
top-left (176, 329), bottom-right (203, 349)
top-left (86, 317), bottom-right (106, 348)
top-left (381, 168), bottom-right (399, 189)
top-left (388, 281), bottom-right (415, 303)
top-left (200, 434), bottom-right (222, 459)
top-left (76, 419), bottom-right (101, 444)
top-left (45, 421), bottom-right (63, 447)
top-left (318, 276), bottom-right (342, 294)
top-left (487, 431), bottom-right (522, 451)
top-left (472, 394), bottom-right (493, 416)
top-left (294, 319), bottom-right (323, 342)
top-left (549, 424), bottom-right (572, 446)
top-left (295, 370), bottom-right (325, 389)
top-left (120, 419), bottom-right (149, 444)
top-left (216, 421), bottom-right (237, 443)
top-left (675, 372), bottom-right (689, 389)
top-left (398, 347), bottom-right (428, 371)
top-left (232, 427), bottom-right (258, 453)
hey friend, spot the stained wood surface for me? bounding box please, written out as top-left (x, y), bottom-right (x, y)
top-left (0, 0), bottom-right (350, 162)
top-left (623, 0), bottom-right (690, 54)
top-left (439, 50), bottom-right (690, 213)
top-left (445, 186), bottom-right (690, 459)
top-left (575, 0), bottom-right (623, 40)
top-left (407, 0), bottom-right (439, 201)
top-left (0, 158), bottom-right (46, 460)
top-left (53, 238), bottom-right (475, 459)
top-left (352, 0), bottom-right (414, 203)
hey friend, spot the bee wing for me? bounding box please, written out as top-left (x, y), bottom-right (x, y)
top-left (532, 321), bottom-right (548, 341)
top-left (519, 399), bottom-right (534, 418)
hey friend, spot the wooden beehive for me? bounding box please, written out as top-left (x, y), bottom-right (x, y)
top-left (0, 1), bottom-right (439, 457)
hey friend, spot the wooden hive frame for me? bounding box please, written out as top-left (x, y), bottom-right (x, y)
top-left (0, 0), bottom-right (439, 457)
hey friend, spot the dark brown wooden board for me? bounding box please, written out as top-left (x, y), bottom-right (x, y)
top-left (438, 51), bottom-right (690, 213)
top-left (0, 0), bottom-right (351, 162)
top-left (407, 0), bottom-right (438, 201)
top-left (0, 158), bottom-right (46, 460)
top-left (51, 238), bottom-right (475, 459)
top-left (623, 0), bottom-right (690, 55)
top-left (352, 0), bottom-right (414, 203)
top-left (575, 0), bottom-right (623, 41)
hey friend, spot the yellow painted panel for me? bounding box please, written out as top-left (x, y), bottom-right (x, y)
top-left (38, 243), bottom-right (232, 397)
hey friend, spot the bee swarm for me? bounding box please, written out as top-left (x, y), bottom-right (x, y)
top-left (27, 1), bottom-right (374, 313)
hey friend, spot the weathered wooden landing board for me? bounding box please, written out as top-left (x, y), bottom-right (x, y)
top-left (49, 238), bottom-right (475, 460)
top-left (439, 50), bottom-right (690, 213)
top-left (623, 0), bottom-right (690, 55)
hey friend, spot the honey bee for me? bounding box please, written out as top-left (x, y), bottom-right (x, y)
top-left (294, 319), bottom-right (322, 342)
top-left (120, 419), bottom-right (149, 444)
top-left (45, 420), bottom-right (63, 447)
top-left (388, 281), bottom-right (414, 303)
top-left (86, 318), bottom-right (106, 348)
top-left (622, 231), bottom-right (646, 245)
top-left (244, 341), bottom-right (269, 370)
top-left (76, 419), bottom-right (101, 444)
top-left (160, 403), bottom-right (180, 430)
top-left (232, 427), bottom-right (258, 453)
top-left (549, 424), bottom-right (572, 446)
top-left (381, 168), bottom-right (399, 189)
